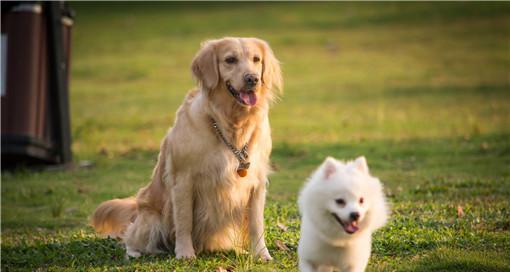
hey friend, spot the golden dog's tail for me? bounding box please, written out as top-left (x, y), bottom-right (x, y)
top-left (91, 197), bottom-right (137, 238)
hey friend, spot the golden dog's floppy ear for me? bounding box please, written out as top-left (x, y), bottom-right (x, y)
top-left (191, 40), bottom-right (219, 91)
top-left (256, 39), bottom-right (283, 97)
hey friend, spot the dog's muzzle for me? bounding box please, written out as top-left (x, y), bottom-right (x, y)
top-left (331, 213), bottom-right (359, 234)
top-left (226, 81), bottom-right (257, 106)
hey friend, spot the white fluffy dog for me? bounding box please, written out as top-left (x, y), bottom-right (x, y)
top-left (297, 156), bottom-right (389, 272)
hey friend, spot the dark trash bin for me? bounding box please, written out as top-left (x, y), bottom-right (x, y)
top-left (1, 2), bottom-right (73, 169)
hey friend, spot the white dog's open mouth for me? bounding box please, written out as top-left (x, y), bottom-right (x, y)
top-left (331, 213), bottom-right (359, 234)
top-left (226, 81), bottom-right (257, 106)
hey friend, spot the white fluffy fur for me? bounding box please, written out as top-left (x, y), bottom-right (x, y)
top-left (298, 156), bottom-right (389, 272)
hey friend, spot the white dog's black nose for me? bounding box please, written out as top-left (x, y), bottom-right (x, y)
top-left (244, 74), bottom-right (259, 87)
top-left (350, 212), bottom-right (360, 221)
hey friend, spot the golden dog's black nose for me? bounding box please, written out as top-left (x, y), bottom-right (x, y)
top-left (244, 74), bottom-right (259, 88)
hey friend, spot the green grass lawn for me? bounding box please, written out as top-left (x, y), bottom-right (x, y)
top-left (2, 2), bottom-right (510, 271)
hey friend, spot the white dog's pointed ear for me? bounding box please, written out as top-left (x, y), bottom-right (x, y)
top-left (322, 157), bottom-right (337, 179)
top-left (191, 40), bottom-right (219, 91)
top-left (353, 156), bottom-right (369, 174)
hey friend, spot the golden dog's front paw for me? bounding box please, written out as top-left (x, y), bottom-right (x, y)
top-left (175, 247), bottom-right (196, 260)
top-left (175, 238), bottom-right (196, 259)
top-left (255, 248), bottom-right (273, 262)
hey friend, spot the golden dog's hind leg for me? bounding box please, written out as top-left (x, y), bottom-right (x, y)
top-left (123, 210), bottom-right (169, 258)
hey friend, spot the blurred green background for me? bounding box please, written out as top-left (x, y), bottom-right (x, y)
top-left (2, 2), bottom-right (509, 271)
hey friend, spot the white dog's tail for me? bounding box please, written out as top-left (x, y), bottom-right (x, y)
top-left (91, 197), bottom-right (137, 238)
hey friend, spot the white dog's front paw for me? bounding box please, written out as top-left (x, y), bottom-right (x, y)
top-left (254, 247), bottom-right (273, 262)
top-left (175, 247), bottom-right (196, 260)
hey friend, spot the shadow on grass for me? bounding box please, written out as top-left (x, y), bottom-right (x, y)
top-left (415, 262), bottom-right (505, 272)
top-left (410, 247), bottom-right (510, 272)
top-left (1, 237), bottom-right (128, 270)
top-left (1, 236), bottom-right (267, 270)
top-left (2, 237), bottom-right (215, 270)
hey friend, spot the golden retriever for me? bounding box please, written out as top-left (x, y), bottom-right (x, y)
top-left (91, 37), bottom-right (282, 261)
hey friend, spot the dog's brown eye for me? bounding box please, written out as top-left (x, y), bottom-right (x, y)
top-left (253, 56), bottom-right (260, 63)
top-left (335, 198), bottom-right (346, 206)
top-left (359, 197), bottom-right (364, 204)
top-left (225, 56), bottom-right (237, 64)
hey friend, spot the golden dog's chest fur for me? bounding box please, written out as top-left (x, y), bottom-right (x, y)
top-left (92, 37), bottom-right (281, 260)
top-left (192, 170), bottom-right (255, 252)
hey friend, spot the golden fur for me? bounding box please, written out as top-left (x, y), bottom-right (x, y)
top-left (91, 37), bottom-right (282, 260)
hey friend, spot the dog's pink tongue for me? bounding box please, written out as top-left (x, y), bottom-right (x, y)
top-left (344, 222), bottom-right (359, 234)
top-left (240, 91), bottom-right (257, 106)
